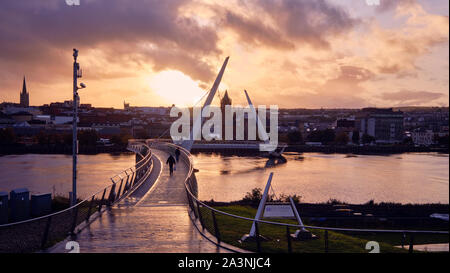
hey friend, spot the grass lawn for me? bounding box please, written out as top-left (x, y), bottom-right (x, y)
top-left (198, 205), bottom-right (447, 253)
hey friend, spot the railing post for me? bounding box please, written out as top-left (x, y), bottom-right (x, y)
top-left (401, 232), bottom-right (406, 249)
top-left (85, 196), bottom-right (95, 222)
top-left (254, 222), bottom-right (261, 253)
top-left (211, 210), bottom-right (221, 244)
top-left (124, 174), bottom-right (130, 192)
top-left (196, 200), bottom-right (205, 230)
top-left (116, 179), bottom-right (124, 200)
top-left (324, 230), bottom-right (329, 253)
top-left (107, 183), bottom-right (116, 206)
top-left (408, 234), bottom-right (414, 253)
top-left (186, 179), bottom-right (198, 219)
top-left (70, 206), bottom-right (79, 235)
top-left (130, 171), bottom-right (136, 187)
top-left (98, 188), bottom-right (106, 212)
top-left (41, 216), bottom-right (52, 250)
top-left (286, 226), bottom-right (292, 253)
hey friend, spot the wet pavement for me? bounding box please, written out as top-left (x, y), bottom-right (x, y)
top-left (50, 149), bottom-right (227, 253)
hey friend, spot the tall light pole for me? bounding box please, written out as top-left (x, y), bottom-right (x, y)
top-left (72, 48), bottom-right (86, 206)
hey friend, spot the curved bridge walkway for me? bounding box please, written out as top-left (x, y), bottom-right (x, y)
top-left (52, 148), bottom-right (227, 253)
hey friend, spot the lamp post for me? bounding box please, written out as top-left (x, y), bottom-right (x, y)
top-left (72, 48), bottom-right (86, 206)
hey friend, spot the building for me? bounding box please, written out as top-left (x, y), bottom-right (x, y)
top-left (20, 77), bottom-right (29, 107)
top-left (335, 118), bottom-right (356, 143)
top-left (356, 108), bottom-right (404, 144)
top-left (411, 128), bottom-right (435, 146)
top-left (220, 90), bottom-right (233, 140)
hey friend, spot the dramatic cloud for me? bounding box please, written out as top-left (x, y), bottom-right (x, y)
top-left (215, 0), bottom-right (358, 49)
top-left (381, 90), bottom-right (445, 106)
top-left (0, 0), bottom-right (448, 108)
top-left (0, 0), bottom-right (221, 82)
top-left (257, 0), bottom-right (358, 48)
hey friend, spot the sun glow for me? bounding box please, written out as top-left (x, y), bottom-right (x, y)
top-left (149, 70), bottom-right (206, 107)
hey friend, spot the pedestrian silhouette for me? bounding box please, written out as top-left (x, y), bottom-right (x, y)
top-left (166, 154), bottom-right (176, 176)
top-left (175, 148), bottom-right (181, 162)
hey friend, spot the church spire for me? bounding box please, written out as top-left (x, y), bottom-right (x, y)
top-left (22, 76), bottom-right (27, 95)
top-left (20, 76), bottom-right (29, 107)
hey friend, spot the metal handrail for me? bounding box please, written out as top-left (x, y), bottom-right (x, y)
top-left (157, 141), bottom-right (449, 236)
top-left (0, 143), bottom-right (153, 228)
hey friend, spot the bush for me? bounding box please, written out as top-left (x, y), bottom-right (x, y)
top-left (0, 128), bottom-right (16, 144)
top-left (287, 131), bottom-right (303, 143)
top-left (78, 130), bottom-right (99, 145)
top-left (307, 129), bottom-right (335, 144)
top-left (242, 188), bottom-right (301, 204)
top-left (335, 132), bottom-right (349, 145)
top-left (111, 132), bottom-right (133, 145)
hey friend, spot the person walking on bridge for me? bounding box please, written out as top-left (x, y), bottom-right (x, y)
top-left (175, 147), bottom-right (181, 162)
top-left (166, 154), bottom-right (176, 176)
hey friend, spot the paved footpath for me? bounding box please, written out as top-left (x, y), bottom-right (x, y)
top-left (51, 149), bottom-right (227, 253)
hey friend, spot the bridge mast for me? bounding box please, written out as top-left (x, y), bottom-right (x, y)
top-left (181, 57), bottom-right (229, 151)
top-left (244, 90), bottom-right (269, 142)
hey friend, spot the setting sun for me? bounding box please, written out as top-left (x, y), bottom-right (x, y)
top-left (149, 70), bottom-right (206, 107)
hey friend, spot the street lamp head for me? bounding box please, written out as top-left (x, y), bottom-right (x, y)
top-left (79, 82), bottom-right (86, 89)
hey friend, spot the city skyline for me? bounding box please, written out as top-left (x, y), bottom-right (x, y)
top-left (0, 0), bottom-right (448, 109)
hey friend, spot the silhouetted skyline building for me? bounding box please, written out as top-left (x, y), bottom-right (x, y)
top-left (20, 76), bottom-right (29, 107)
top-left (356, 108), bottom-right (404, 144)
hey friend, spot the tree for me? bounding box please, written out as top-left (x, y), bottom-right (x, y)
top-left (307, 129), bottom-right (335, 144)
top-left (352, 130), bottom-right (360, 144)
top-left (362, 133), bottom-right (375, 144)
top-left (0, 128), bottom-right (16, 145)
top-left (335, 132), bottom-right (349, 145)
top-left (402, 136), bottom-right (413, 145)
top-left (111, 132), bottom-right (133, 145)
top-left (287, 131), bottom-right (303, 143)
top-left (78, 130), bottom-right (99, 145)
top-left (434, 134), bottom-right (449, 146)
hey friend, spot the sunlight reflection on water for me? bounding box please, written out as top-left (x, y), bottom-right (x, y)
top-left (0, 153), bottom-right (135, 199)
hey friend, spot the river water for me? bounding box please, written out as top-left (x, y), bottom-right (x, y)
top-left (0, 152), bottom-right (448, 204)
top-left (0, 153), bottom-right (135, 199)
top-left (192, 152), bottom-right (449, 204)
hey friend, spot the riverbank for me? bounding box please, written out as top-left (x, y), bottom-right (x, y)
top-left (198, 201), bottom-right (449, 253)
top-left (0, 143), bottom-right (129, 155)
top-left (286, 144), bottom-right (449, 155)
top-left (204, 200), bottom-right (449, 232)
top-left (190, 144), bottom-right (449, 155)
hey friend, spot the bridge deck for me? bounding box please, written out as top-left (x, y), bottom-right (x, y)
top-left (51, 148), bottom-right (227, 253)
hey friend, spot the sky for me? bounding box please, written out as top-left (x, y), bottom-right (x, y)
top-left (0, 0), bottom-right (448, 109)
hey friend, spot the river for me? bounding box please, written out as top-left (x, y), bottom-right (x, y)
top-left (0, 152), bottom-right (448, 204)
top-left (192, 152), bottom-right (449, 204)
top-left (0, 153), bottom-right (135, 199)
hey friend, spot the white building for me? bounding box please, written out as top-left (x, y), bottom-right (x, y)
top-left (411, 129), bottom-right (434, 146)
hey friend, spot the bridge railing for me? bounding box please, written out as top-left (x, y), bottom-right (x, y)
top-left (149, 142), bottom-right (448, 253)
top-left (0, 143), bottom-right (153, 253)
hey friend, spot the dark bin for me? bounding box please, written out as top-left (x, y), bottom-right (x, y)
top-left (10, 188), bottom-right (30, 222)
top-left (31, 193), bottom-right (52, 217)
top-left (0, 192), bottom-right (8, 224)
